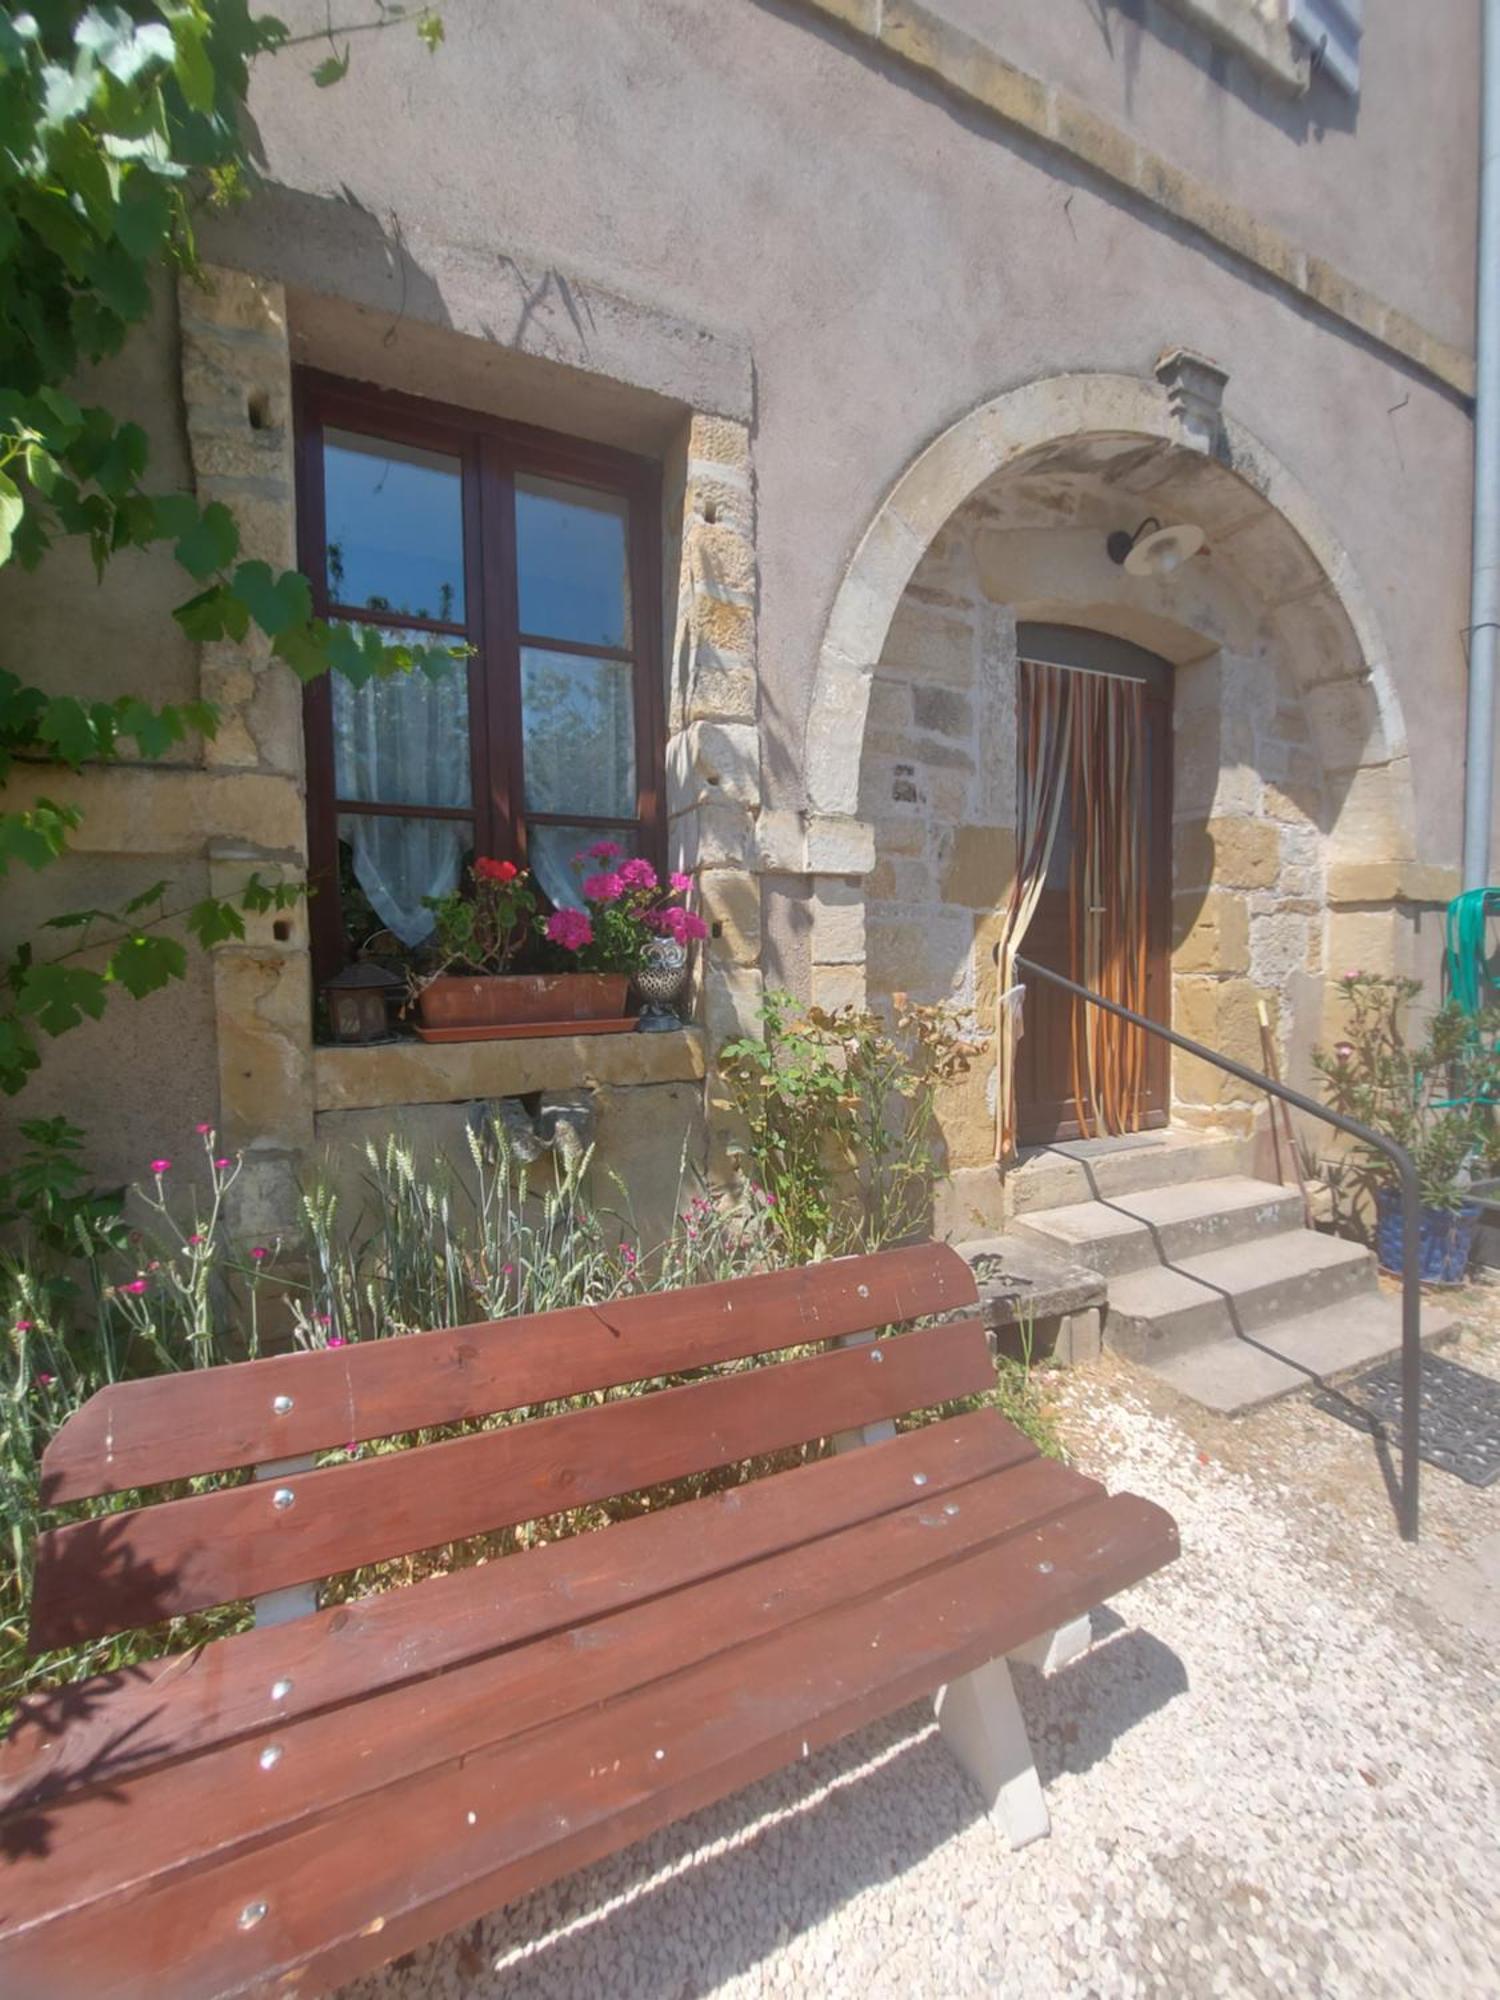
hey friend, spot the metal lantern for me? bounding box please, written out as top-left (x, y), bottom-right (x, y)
top-left (635, 934), bottom-right (690, 1032)
top-left (324, 961), bottom-right (403, 1044)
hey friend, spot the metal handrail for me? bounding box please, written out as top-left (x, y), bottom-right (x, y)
top-left (1013, 953), bottom-right (1425, 1541)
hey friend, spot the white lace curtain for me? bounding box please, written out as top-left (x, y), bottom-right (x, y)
top-left (333, 666), bottom-right (471, 947)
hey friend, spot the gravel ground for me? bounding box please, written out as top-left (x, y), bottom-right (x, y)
top-left (352, 1290), bottom-right (1500, 2000)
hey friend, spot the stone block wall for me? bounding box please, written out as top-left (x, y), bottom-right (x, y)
top-left (861, 519), bottom-right (1017, 1174)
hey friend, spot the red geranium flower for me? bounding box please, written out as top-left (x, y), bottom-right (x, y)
top-left (475, 857), bottom-right (519, 883)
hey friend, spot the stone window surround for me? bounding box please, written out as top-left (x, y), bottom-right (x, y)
top-left (179, 263), bottom-right (764, 1237)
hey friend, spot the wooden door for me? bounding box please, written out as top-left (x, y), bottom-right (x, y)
top-left (1014, 628), bottom-right (1172, 1147)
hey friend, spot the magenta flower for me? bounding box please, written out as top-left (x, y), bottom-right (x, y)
top-left (581, 871), bottom-right (623, 904)
top-left (647, 904), bottom-right (708, 944)
top-left (617, 857), bottom-right (658, 892)
top-left (250, 1245), bottom-right (269, 1261)
top-left (38, 1372), bottom-right (55, 1386)
top-left (315, 1312), bottom-right (332, 1327)
top-left (13, 1319), bottom-right (33, 1333)
top-left (669, 871), bottom-right (693, 895)
top-left (546, 908), bottom-right (594, 952)
top-left (213, 1156), bottom-right (231, 1171)
top-left (150, 1158), bottom-right (171, 1175)
top-left (503, 1262), bottom-right (515, 1276)
top-left (586, 838), bottom-right (623, 860)
top-left (195, 1122), bottom-right (213, 1135)
top-left (621, 1243), bottom-right (638, 1266)
top-left (124, 1278), bottom-right (149, 1295)
top-left (327, 1334), bottom-right (346, 1349)
top-left (188, 1233), bottom-right (202, 1247)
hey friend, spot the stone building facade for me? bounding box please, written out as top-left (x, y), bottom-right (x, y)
top-left (0, 0), bottom-right (1481, 1244)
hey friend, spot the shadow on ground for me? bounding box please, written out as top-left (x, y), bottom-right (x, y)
top-left (350, 1612), bottom-right (1187, 1999)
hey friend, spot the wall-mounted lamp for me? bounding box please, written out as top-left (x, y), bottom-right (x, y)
top-left (1106, 516), bottom-right (1206, 578)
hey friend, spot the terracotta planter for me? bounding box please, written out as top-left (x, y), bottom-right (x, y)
top-left (417, 972), bottom-right (631, 1033)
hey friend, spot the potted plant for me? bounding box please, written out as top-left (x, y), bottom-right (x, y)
top-left (541, 843), bottom-right (708, 1030)
top-left (1312, 972), bottom-right (1500, 1282)
top-left (408, 846), bottom-right (707, 1040)
top-left (411, 857), bottom-right (624, 1036)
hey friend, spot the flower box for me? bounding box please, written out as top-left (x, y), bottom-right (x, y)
top-left (416, 971), bottom-right (632, 1036)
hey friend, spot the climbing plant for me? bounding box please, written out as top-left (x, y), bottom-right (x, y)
top-left (0, 1), bottom-right (450, 1095)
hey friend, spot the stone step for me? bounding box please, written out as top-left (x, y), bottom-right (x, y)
top-left (1104, 1228), bottom-right (1375, 1363)
top-left (1142, 1294), bottom-right (1459, 1415)
top-left (1005, 1129), bottom-right (1255, 1216)
top-left (1012, 1175), bottom-right (1305, 1278)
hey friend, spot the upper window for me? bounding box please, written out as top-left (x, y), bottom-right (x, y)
top-left (294, 372), bottom-right (663, 987)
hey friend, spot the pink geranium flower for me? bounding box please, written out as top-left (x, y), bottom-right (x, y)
top-left (195, 1122), bottom-right (213, 1135)
top-left (581, 871), bottom-right (623, 903)
top-left (124, 1278), bottom-right (149, 1295)
top-left (251, 1245), bottom-right (269, 1261)
top-left (586, 838), bottom-right (623, 860)
top-left (546, 908), bottom-right (594, 952)
top-left (213, 1157), bottom-right (231, 1171)
top-left (150, 1158), bottom-right (171, 1175)
top-left (669, 871), bottom-right (693, 895)
top-left (617, 857), bottom-right (659, 892)
top-left (327, 1335), bottom-right (346, 1349)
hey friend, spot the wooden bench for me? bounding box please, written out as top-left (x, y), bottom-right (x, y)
top-left (0, 1243), bottom-right (1177, 1998)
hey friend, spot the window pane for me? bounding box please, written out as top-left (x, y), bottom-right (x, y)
top-left (528, 823), bottom-right (639, 913)
top-left (333, 642), bottom-right (472, 809)
top-left (515, 475), bottom-right (632, 648)
top-left (324, 429), bottom-right (465, 622)
top-left (521, 647), bottom-right (636, 818)
top-left (338, 813), bottom-right (471, 949)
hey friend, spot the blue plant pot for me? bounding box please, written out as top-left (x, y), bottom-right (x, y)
top-left (1373, 1186), bottom-right (1480, 1284)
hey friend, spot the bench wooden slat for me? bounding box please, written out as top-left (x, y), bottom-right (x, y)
top-left (40, 1244), bottom-right (977, 1502)
top-left (4, 1409), bottom-right (1033, 1812)
top-left (28, 1317), bottom-right (996, 1648)
top-left (3, 1452), bottom-right (1108, 1936)
top-left (0, 1493), bottom-right (1177, 2000)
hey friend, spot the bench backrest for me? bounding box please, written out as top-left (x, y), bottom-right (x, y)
top-left (30, 1243), bottom-right (984, 1652)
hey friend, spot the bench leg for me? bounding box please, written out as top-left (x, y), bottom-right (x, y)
top-left (1010, 1612), bottom-right (1093, 1675)
top-left (935, 1614), bottom-right (1095, 1849)
top-left (934, 1657), bottom-right (1050, 1849)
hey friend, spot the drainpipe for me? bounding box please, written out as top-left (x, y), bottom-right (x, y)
top-left (1463, 0), bottom-right (1500, 891)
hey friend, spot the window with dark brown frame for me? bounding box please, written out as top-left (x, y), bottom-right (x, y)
top-left (294, 369), bottom-right (665, 990)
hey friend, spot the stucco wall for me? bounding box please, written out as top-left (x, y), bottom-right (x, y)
top-left (232, 0), bottom-right (1474, 869)
top-left (936, 0), bottom-right (1477, 354)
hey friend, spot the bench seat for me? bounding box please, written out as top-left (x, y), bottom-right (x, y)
top-left (0, 1247), bottom-right (1177, 1997)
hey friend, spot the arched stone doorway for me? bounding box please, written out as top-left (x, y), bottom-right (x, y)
top-left (799, 369), bottom-right (1420, 1230)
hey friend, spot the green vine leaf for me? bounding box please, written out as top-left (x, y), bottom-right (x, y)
top-left (172, 498), bottom-right (239, 580)
top-left (0, 472), bottom-right (23, 566)
top-left (233, 559), bottom-right (313, 639)
top-left (18, 962), bottom-right (109, 1036)
top-left (107, 931), bottom-right (187, 998)
top-left (312, 45), bottom-right (351, 86)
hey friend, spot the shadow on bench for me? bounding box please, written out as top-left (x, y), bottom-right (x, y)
top-left (0, 1243), bottom-right (1178, 1997)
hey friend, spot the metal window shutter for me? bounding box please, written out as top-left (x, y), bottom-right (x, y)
top-left (1288, 0), bottom-right (1363, 96)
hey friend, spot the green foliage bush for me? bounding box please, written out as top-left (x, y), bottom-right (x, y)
top-left (1312, 972), bottom-right (1500, 1211)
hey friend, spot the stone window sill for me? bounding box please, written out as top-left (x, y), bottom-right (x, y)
top-left (314, 1027), bottom-right (707, 1114)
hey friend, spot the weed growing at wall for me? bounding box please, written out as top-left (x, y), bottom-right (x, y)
top-left (717, 991), bottom-right (985, 1262)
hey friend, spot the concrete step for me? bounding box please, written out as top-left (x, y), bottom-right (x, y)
top-left (1005, 1129), bottom-right (1255, 1217)
top-left (1143, 1293), bottom-right (1459, 1415)
top-left (1104, 1228), bottom-right (1376, 1363)
top-left (1012, 1175), bottom-right (1305, 1278)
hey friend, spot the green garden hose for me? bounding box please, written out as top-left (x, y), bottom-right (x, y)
top-left (1444, 887), bottom-right (1500, 1016)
